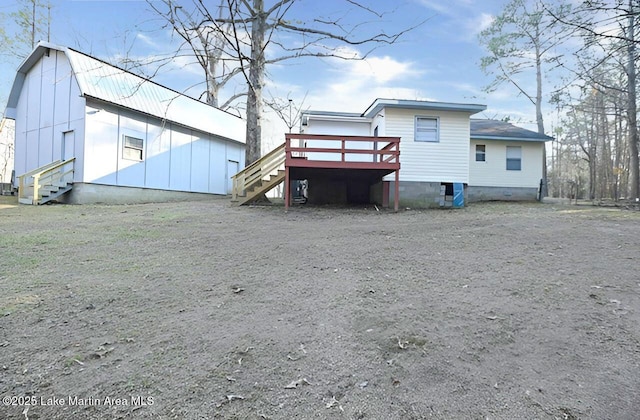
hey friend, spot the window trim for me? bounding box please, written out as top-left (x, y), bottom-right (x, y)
top-left (414, 116), bottom-right (440, 143)
top-left (506, 146), bottom-right (521, 171)
top-left (123, 134), bottom-right (144, 162)
top-left (475, 144), bottom-right (486, 162)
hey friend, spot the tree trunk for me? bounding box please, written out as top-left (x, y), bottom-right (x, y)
top-left (535, 40), bottom-right (548, 198)
top-left (207, 57), bottom-right (219, 107)
top-left (245, 0), bottom-right (266, 166)
top-left (627, 0), bottom-right (639, 199)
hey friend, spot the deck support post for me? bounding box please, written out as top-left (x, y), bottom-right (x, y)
top-left (394, 169), bottom-right (399, 212)
top-left (284, 165), bottom-right (290, 211)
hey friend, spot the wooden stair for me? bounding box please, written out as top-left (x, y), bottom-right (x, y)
top-left (231, 144), bottom-right (285, 206)
top-left (18, 158), bottom-right (75, 205)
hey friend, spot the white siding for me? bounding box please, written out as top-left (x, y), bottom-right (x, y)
top-left (12, 45), bottom-right (245, 197)
top-left (0, 119), bottom-right (15, 184)
top-left (469, 139), bottom-right (543, 188)
top-left (209, 141), bottom-right (227, 194)
top-left (117, 111), bottom-right (147, 187)
top-left (84, 104), bottom-right (119, 185)
top-left (190, 135), bottom-right (211, 193)
top-left (383, 108), bottom-right (471, 183)
top-left (303, 118), bottom-right (371, 136)
top-left (301, 117), bottom-right (377, 163)
top-left (145, 122), bottom-right (171, 190)
top-left (84, 103), bottom-right (241, 195)
top-left (13, 51), bottom-right (86, 180)
top-left (169, 127), bottom-right (192, 191)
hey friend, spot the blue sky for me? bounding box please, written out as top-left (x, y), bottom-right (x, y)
top-left (0, 0), bottom-right (554, 147)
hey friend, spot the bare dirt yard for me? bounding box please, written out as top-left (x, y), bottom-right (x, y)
top-left (1, 197), bottom-right (639, 420)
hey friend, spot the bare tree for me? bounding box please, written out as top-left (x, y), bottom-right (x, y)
top-left (147, 0), bottom-right (246, 109)
top-left (479, 0), bottom-right (571, 135)
top-left (478, 0), bottom-right (572, 197)
top-left (545, 0), bottom-right (639, 199)
top-left (151, 0), bottom-right (425, 165)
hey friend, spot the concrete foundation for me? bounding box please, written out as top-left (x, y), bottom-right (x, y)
top-left (388, 181), bottom-right (458, 209)
top-left (467, 186), bottom-right (538, 202)
top-left (60, 183), bottom-right (225, 204)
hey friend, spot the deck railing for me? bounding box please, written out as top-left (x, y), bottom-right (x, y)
top-left (284, 133), bottom-right (400, 211)
top-left (285, 133), bottom-right (400, 168)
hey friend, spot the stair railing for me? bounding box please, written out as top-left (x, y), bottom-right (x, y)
top-left (232, 144), bottom-right (285, 201)
top-left (18, 158), bottom-right (75, 204)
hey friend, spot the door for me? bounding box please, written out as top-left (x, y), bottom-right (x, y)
top-left (227, 160), bottom-right (239, 194)
top-left (62, 130), bottom-right (75, 161)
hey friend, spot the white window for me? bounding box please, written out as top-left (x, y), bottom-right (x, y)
top-left (123, 135), bottom-right (144, 161)
top-left (415, 117), bottom-right (439, 142)
top-left (506, 146), bottom-right (521, 171)
top-left (476, 144), bottom-right (486, 162)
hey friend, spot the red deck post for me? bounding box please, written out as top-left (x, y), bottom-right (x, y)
top-left (282, 133), bottom-right (400, 211)
top-left (284, 165), bottom-right (290, 211)
top-left (394, 168), bottom-right (399, 212)
top-left (285, 135), bottom-right (290, 211)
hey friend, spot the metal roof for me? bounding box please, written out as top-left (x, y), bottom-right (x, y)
top-left (471, 119), bottom-right (553, 142)
top-left (5, 42), bottom-right (245, 144)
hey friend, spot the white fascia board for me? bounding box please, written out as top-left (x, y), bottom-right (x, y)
top-left (363, 98), bottom-right (487, 118)
top-left (306, 114), bottom-right (371, 123)
top-left (472, 135), bottom-right (552, 142)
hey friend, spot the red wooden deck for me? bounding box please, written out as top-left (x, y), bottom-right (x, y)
top-left (284, 133), bottom-right (400, 211)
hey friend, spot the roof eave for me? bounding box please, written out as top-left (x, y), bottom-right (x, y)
top-left (363, 98), bottom-right (487, 117)
top-left (5, 42), bottom-right (65, 114)
top-left (472, 135), bottom-right (553, 142)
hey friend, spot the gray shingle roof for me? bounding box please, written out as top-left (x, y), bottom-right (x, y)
top-left (471, 119), bottom-right (553, 142)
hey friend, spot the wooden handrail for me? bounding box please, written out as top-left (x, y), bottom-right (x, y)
top-left (287, 133), bottom-right (400, 142)
top-left (287, 147), bottom-right (398, 155)
top-left (18, 158), bottom-right (75, 204)
top-left (233, 143), bottom-right (285, 180)
top-left (231, 144), bottom-right (285, 200)
top-left (20, 160), bottom-right (63, 178)
top-left (285, 133), bottom-right (400, 166)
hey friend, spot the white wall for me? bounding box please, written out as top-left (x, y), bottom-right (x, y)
top-left (300, 116), bottom-right (394, 163)
top-left (84, 101), bottom-right (245, 194)
top-left (0, 119), bottom-right (14, 183)
top-left (302, 118), bottom-right (371, 136)
top-left (13, 49), bottom-right (245, 195)
top-left (469, 139), bottom-right (543, 188)
top-left (13, 50), bottom-right (86, 181)
top-left (383, 108), bottom-right (472, 183)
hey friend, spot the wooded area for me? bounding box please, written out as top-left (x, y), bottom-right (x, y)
top-left (480, 0), bottom-right (640, 201)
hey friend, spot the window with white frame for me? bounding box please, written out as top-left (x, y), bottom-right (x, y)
top-left (415, 117), bottom-right (439, 142)
top-left (476, 144), bottom-right (486, 162)
top-left (123, 135), bottom-right (144, 161)
top-left (506, 146), bottom-right (521, 171)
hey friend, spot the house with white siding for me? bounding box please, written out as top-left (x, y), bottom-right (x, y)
top-left (0, 117), bottom-right (15, 193)
top-left (299, 98), bottom-right (552, 207)
top-left (469, 119), bottom-right (552, 201)
top-left (5, 42), bottom-right (246, 205)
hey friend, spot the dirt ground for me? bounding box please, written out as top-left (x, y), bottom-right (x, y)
top-left (1, 196), bottom-right (639, 420)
